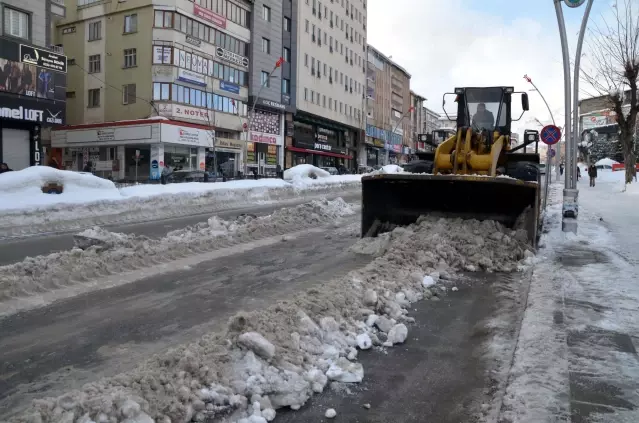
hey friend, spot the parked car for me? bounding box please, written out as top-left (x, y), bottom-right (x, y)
top-left (321, 166), bottom-right (339, 175)
top-left (166, 170), bottom-right (207, 183)
top-left (539, 163), bottom-right (546, 175)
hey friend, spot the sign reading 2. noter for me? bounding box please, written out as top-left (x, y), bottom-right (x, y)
top-left (20, 45), bottom-right (67, 73)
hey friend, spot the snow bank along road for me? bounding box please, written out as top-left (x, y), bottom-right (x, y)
top-left (0, 195), bottom-right (538, 423)
top-left (0, 191), bottom-right (361, 266)
top-left (0, 176), bottom-right (361, 240)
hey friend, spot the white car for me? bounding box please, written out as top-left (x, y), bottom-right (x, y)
top-left (539, 163), bottom-right (546, 175)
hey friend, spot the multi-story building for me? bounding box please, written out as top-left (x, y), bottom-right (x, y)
top-left (50, 0), bottom-right (256, 181)
top-left (287, 0), bottom-right (367, 171)
top-left (409, 90), bottom-right (425, 155)
top-left (0, 0), bottom-right (67, 170)
top-left (423, 106), bottom-right (439, 134)
top-left (364, 44), bottom-right (411, 166)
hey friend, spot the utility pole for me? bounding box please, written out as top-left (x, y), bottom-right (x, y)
top-left (385, 106), bottom-right (414, 165)
top-left (554, 0), bottom-right (594, 234)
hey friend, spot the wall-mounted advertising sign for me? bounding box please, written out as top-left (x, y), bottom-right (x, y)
top-left (220, 80), bottom-right (240, 94)
top-left (20, 44), bottom-right (67, 73)
top-left (215, 47), bottom-right (249, 68)
top-left (0, 94), bottom-right (65, 126)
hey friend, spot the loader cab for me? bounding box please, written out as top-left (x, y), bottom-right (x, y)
top-left (447, 87), bottom-right (529, 137)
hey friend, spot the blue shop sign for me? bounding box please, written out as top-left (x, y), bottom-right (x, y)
top-left (220, 80), bottom-right (240, 94)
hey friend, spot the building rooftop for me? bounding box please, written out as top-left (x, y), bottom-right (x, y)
top-left (367, 44), bottom-right (411, 78)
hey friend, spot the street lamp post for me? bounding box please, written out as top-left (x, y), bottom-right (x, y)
top-left (385, 106), bottom-right (414, 165)
top-left (554, 0), bottom-right (594, 234)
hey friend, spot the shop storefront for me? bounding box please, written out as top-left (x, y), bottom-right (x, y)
top-left (364, 137), bottom-right (385, 167)
top-left (206, 137), bottom-right (243, 176)
top-left (244, 101), bottom-right (285, 176)
top-left (0, 39), bottom-right (67, 170)
top-left (51, 119), bottom-right (214, 181)
top-left (289, 121), bottom-right (351, 169)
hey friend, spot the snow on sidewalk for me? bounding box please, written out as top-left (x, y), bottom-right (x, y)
top-left (499, 173), bottom-right (639, 423)
top-left (0, 165), bottom-right (361, 238)
top-left (8, 210), bottom-right (535, 423)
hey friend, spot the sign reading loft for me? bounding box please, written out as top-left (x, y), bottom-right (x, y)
top-left (0, 38), bottom-right (67, 170)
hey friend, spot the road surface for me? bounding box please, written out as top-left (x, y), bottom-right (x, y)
top-left (0, 191), bottom-right (361, 266)
top-left (0, 216), bottom-right (368, 418)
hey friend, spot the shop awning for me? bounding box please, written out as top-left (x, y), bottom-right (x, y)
top-left (287, 146), bottom-right (353, 160)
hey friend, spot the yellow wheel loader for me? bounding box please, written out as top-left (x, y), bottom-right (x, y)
top-left (361, 86), bottom-right (542, 247)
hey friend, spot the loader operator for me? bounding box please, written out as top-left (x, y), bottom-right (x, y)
top-left (472, 103), bottom-right (495, 131)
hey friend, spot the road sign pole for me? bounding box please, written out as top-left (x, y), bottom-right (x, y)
top-left (540, 125), bottom-right (562, 211)
top-left (554, 0), bottom-right (577, 233)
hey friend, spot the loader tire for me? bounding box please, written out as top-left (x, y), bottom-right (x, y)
top-left (506, 161), bottom-right (539, 182)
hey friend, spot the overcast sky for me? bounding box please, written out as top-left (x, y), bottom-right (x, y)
top-left (367, 0), bottom-right (614, 138)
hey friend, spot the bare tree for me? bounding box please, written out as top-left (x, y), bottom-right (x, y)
top-left (582, 0), bottom-right (639, 184)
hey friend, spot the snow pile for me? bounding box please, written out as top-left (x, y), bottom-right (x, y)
top-left (283, 164), bottom-right (362, 189)
top-left (0, 198), bottom-right (356, 305)
top-left (0, 169), bottom-right (362, 239)
top-left (8, 213), bottom-right (534, 423)
top-left (594, 157), bottom-right (619, 167)
top-left (0, 167), bottom-right (122, 210)
top-left (367, 165), bottom-right (405, 175)
top-left (283, 164), bottom-right (330, 181)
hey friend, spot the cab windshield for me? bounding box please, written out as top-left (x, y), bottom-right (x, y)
top-left (464, 88), bottom-right (507, 131)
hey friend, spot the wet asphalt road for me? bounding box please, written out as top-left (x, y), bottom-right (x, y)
top-left (0, 218), bottom-right (368, 418)
top-left (275, 273), bottom-right (529, 423)
top-left (0, 192), bottom-right (361, 266)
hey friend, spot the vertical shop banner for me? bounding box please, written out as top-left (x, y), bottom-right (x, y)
top-left (266, 145), bottom-right (277, 165)
top-left (197, 147), bottom-right (206, 171)
top-left (30, 124), bottom-right (42, 166)
top-left (246, 142), bottom-right (256, 164)
top-left (150, 144), bottom-right (164, 180)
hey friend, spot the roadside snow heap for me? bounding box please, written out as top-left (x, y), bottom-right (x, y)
top-left (283, 164), bottom-right (361, 188)
top-left (0, 166), bottom-right (122, 210)
top-left (9, 215), bottom-right (535, 423)
top-left (0, 198), bottom-right (356, 306)
top-left (0, 165), bottom-right (361, 238)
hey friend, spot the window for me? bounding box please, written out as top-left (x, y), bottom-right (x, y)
top-left (124, 14), bottom-right (137, 33)
top-left (168, 12), bottom-right (247, 56)
top-left (304, 88), bottom-right (308, 100)
top-left (124, 48), bottom-right (137, 68)
top-left (88, 89), bottom-right (100, 107)
top-left (262, 38), bottom-right (270, 54)
top-left (304, 53), bottom-right (308, 66)
top-left (66, 91), bottom-right (76, 99)
top-left (88, 54), bottom-right (101, 73)
top-left (323, 95), bottom-right (326, 107)
top-left (282, 78), bottom-right (290, 94)
top-left (284, 17), bottom-right (291, 31)
top-left (154, 10), bottom-right (173, 27)
top-left (263, 5), bottom-right (271, 21)
top-left (122, 84), bottom-right (136, 104)
top-left (305, 19), bottom-right (309, 32)
top-left (261, 71), bottom-right (270, 87)
top-left (283, 47), bottom-right (290, 62)
top-left (3, 7), bottom-right (29, 39)
top-left (88, 21), bottom-right (101, 41)
top-left (153, 83), bottom-right (171, 101)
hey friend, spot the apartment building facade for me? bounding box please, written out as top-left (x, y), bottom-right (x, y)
top-left (364, 44), bottom-right (411, 166)
top-left (409, 90), bottom-right (425, 155)
top-left (51, 0), bottom-right (259, 181)
top-left (0, 0), bottom-right (67, 170)
top-left (288, 0), bottom-right (367, 171)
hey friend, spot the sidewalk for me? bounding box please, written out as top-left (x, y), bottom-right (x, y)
top-left (498, 173), bottom-right (639, 423)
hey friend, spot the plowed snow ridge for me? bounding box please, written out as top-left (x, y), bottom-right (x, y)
top-left (0, 180), bottom-right (361, 239)
top-left (7, 213), bottom-right (536, 423)
top-left (0, 198), bottom-right (357, 307)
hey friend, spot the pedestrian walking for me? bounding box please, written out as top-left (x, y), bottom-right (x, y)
top-left (588, 164), bottom-right (598, 187)
top-left (559, 163), bottom-right (564, 176)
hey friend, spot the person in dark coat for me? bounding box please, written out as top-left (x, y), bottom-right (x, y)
top-left (83, 161), bottom-right (93, 173)
top-left (0, 162), bottom-right (13, 174)
top-left (588, 164), bottom-right (598, 187)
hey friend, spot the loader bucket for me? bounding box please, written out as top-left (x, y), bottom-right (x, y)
top-left (361, 174), bottom-right (540, 247)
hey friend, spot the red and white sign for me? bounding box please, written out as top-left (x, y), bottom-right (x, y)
top-left (249, 131), bottom-right (282, 145)
top-left (193, 4), bottom-right (227, 28)
top-left (160, 123), bottom-right (213, 148)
